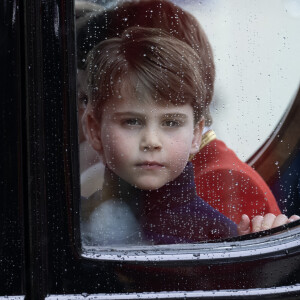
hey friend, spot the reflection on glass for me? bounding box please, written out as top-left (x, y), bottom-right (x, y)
top-left (76, 0), bottom-right (300, 247)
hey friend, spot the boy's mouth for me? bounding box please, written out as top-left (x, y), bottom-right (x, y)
top-left (136, 161), bottom-right (165, 169)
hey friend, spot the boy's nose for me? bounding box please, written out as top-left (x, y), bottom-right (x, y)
top-left (140, 129), bottom-right (162, 152)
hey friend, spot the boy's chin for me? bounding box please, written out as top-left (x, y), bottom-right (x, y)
top-left (132, 179), bottom-right (168, 191)
top-left (129, 172), bottom-right (182, 191)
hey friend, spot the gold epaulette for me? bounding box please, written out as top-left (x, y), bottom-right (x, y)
top-left (189, 130), bottom-right (217, 161)
top-left (199, 130), bottom-right (217, 150)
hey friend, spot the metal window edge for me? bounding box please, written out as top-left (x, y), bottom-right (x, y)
top-left (81, 224), bottom-right (300, 262)
top-left (46, 283), bottom-right (300, 299)
top-left (0, 297), bottom-right (25, 300)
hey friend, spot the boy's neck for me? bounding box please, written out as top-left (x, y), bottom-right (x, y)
top-left (102, 162), bottom-right (197, 213)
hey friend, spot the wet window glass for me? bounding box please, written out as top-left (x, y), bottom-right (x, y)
top-left (76, 0), bottom-right (300, 248)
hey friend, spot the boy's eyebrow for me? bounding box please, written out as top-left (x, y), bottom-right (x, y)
top-left (113, 112), bottom-right (189, 119)
top-left (161, 113), bottom-right (188, 119)
top-left (113, 112), bottom-right (146, 118)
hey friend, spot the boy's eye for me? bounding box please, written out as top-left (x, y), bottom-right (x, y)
top-left (124, 118), bottom-right (142, 126)
top-left (162, 120), bottom-right (181, 127)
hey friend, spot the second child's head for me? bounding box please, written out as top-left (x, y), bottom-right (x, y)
top-left (85, 27), bottom-right (207, 190)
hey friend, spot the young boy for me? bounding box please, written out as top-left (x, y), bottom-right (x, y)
top-left (81, 27), bottom-right (238, 246)
top-left (76, 0), bottom-right (282, 225)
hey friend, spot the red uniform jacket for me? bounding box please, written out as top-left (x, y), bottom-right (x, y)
top-left (192, 137), bottom-right (281, 224)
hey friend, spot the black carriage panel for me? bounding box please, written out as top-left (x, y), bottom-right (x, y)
top-left (2, 0), bottom-right (300, 299)
top-left (0, 0), bottom-right (25, 296)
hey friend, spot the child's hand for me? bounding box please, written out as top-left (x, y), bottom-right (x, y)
top-left (237, 213), bottom-right (300, 236)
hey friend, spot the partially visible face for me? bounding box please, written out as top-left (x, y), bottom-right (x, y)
top-left (77, 69), bottom-right (88, 144)
top-left (87, 96), bottom-right (203, 190)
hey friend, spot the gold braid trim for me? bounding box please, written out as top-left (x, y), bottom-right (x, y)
top-left (189, 130), bottom-right (217, 161)
top-left (199, 130), bottom-right (217, 150)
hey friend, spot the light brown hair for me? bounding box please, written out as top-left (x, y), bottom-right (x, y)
top-left (86, 27), bottom-right (207, 123)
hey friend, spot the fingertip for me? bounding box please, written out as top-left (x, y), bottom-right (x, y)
top-left (288, 215), bottom-right (300, 223)
top-left (251, 215), bottom-right (264, 233)
top-left (242, 214), bottom-right (249, 221)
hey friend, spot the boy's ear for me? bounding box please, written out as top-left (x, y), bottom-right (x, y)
top-left (190, 118), bottom-right (204, 156)
top-left (84, 111), bottom-right (103, 153)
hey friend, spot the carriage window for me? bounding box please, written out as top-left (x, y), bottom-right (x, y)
top-left (76, 0), bottom-right (300, 248)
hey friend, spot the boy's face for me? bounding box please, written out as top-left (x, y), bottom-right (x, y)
top-left (86, 96), bottom-right (203, 190)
